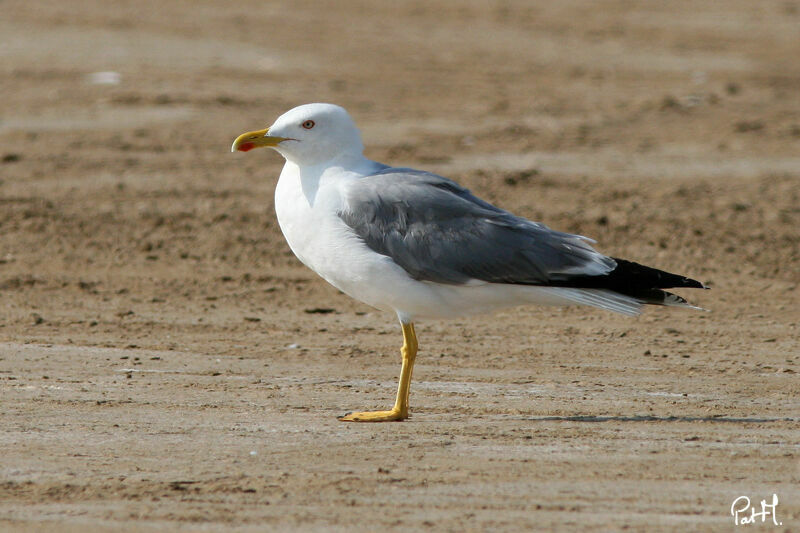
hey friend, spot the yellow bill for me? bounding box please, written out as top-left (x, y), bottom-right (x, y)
top-left (231, 128), bottom-right (288, 152)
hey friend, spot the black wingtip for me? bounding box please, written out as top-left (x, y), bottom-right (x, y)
top-left (557, 258), bottom-right (707, 295)
top-left (609, 258), bottom-right (706, 291)
top-left (684, 278), bottom-right (706, 290)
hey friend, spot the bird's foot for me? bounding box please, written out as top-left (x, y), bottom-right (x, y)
top-left (338, 408), bottom-right (408, 422)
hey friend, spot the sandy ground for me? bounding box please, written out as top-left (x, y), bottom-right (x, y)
top-left (1, 1), bottom-right (799, 531)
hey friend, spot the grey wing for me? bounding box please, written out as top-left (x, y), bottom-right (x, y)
top-left (338, 168), bottom-right (616, 286)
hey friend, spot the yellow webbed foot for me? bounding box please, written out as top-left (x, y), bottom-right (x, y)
top-left (338, 409), bottom-right (408, 422)
top-left (338, 322), bottom-right (418, 423)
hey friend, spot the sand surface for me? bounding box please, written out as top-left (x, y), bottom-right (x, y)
top-left (1, 1), bottom-right (798, 531)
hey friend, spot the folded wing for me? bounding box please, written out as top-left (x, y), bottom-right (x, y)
top-left (339, 168), bottom-right (616, 285)
top-left (338, 168), bottom-right (705, 310)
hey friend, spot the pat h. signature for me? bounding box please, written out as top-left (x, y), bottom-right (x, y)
top-left (731, 494), bottom-right (782, 526)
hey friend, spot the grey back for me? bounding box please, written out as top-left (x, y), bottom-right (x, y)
top-left (337, 168), bottom-right (615, 286)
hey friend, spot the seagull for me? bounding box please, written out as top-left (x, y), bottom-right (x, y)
top-left (231, 103), bottom-right (707, 422)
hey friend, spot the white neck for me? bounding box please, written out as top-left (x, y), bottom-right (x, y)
top-left (281, 153), bottom-right (383, 206)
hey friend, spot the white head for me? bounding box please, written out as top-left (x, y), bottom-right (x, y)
top-left (231, 103), bottom-right (364, 166)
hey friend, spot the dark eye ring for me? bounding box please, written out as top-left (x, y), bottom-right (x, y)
top-left (302, 120), bottom-right (315, 129)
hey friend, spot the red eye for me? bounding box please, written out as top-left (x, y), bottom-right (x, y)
top-left (302, 120), bottom-right (315, 129)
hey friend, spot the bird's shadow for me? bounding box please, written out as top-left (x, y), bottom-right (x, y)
top-left (523, 415), bottom-right (795, 424)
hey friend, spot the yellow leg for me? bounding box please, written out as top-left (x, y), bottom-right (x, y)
top-left (339, 322), bottom-right (418, 422)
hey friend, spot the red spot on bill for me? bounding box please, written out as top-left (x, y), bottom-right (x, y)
top-left (238, 142), bottom-right (255, 152)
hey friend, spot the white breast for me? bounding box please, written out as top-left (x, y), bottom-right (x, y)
top-left (274, 161), bottom-right (418, 315)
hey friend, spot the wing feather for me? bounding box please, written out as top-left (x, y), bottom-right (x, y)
top-left (338, 168), bottom-right (616, 286)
